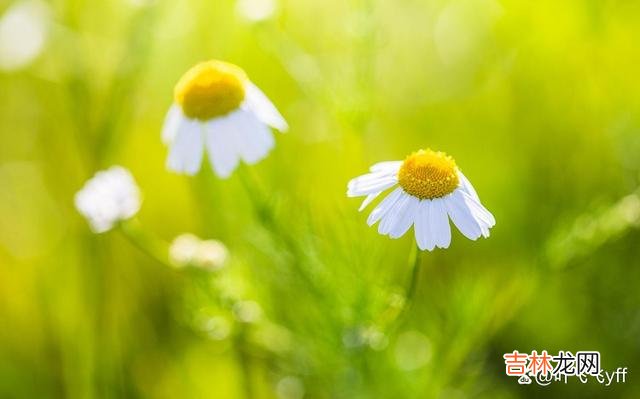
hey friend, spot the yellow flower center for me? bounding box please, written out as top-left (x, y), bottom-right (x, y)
top-left (397, 149), bottom-right (459, 199)
top-left (174, 60), bottom-right (247, 120)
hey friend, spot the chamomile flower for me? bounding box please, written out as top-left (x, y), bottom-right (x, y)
top-left (162, 60), bottom-right (288, 178)
top-left (347, 149), bottom-right (495, 251)
top-left (74, 166), bottom-right (141, 233)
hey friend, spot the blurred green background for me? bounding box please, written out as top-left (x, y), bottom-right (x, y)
top-left (1, 0), bottom-right (640, 397)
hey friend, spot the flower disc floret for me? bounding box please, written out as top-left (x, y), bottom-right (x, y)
top-left (397, 149), bottom-right (459, 199)
top-left (174, 60), bottom-right (247, 120)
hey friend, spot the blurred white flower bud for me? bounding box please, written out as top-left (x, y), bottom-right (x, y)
top-left (0, 0), bottom-right (50, 71)
top-left (194, 239), bottom-right (228, 271)
top-left (169, 233), bottom-right (200, 268)
top-left (169, 233), bottom-right (228, 270)
top-left (74, 166), bottom-right (141, 233)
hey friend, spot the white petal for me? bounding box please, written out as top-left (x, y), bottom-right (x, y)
top-left (389, 195), bottom-right (420, 239)
top-left (227, 109), bottom-right (275, 164)
top-left (379, 191), bottom-right (411, 235)
top-left (243, 81), bottom-right (288, 132)
top-left (205, 118), bottom-right (240, 178)
top-left (369, 160), bottom-right (402, 174)
top-left (415, 200), bottom-right (435, 251)
top-left (457, 188), bottom-right (496, 236)
top-left (359, 191), bottom-right (381, 211)
top-left (166, 120), bottom-right (204, 175)
top-left (161, 105), bottom-right (183, 144)
top-left (430, 198), bottom-right (451, 249)
top-left (444, 190), bottom-right (482, 240)
top-left (468, 196), bottom-right (496, 228)
top-left (347, 172), bottom-right (398, 197)
top-left (243, 121), bottom-right (275, 164)
top-left (367, 187), bottom-right (403, 226)
top-left (458, 170), bottom-right (480, 202)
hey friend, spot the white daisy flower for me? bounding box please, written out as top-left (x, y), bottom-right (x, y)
top-left (74, 166), bottom-right (141, 233)
top-left (347, 149), bottom-right (496, 251)
top-left (162, 60), bottom-right (288, 178)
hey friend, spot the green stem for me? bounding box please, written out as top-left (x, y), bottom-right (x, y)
top-left (382, 244), bottom-right (423, 333)
top-left (118, 219), bottom-right (171, 267)
top-left (405, 244), bottom-right (423, 307)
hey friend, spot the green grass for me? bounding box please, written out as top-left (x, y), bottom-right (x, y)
top-left (1, 0), bottom-right (640, 397)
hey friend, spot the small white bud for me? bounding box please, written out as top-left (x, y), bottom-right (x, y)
top-left (74, 166), bottom-right (141, 233)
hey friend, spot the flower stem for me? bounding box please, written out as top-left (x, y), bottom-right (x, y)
top-left (381, 244), bottom-right (423, 333)
top-left (405, 243), bottom-right (423, 307)
top-left (118, 218), bottom-right (171, 267)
